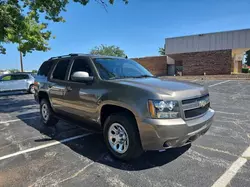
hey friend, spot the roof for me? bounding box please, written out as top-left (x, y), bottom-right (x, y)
top-left (48, 53), bottom-right (126, 61)
top-left (165, 28), bottom-right (250, 40)
top-left (165, 28), bottom-right (250, 54)
top-left (1, 72), bottom-right (34, 76)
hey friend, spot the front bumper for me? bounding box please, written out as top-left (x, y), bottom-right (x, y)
top-left (136, 108), bottom-right (215, 150)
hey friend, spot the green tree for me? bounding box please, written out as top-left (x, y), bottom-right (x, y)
top-left (9, 69), bottom-right (20, 73)
top-left (245, 50), bottom-right (250, 66)
top-left (158, 47), bottom-right (165, 55)
top-left (0, 0), bottom-right (128, 55)
top-left (90, 44), bottom-right (126, 57)
top-left (32, 70), bottom-right (38, 74)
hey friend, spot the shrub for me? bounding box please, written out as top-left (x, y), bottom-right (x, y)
top-left (242, 68), bottom-right (249, 73)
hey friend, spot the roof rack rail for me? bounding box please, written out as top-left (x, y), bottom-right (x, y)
top-left (68, 53), bottom-right (80, 56)
top-left (49, 53), bottom-right (80, 60)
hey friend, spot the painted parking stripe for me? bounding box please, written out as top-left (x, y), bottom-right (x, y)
top-left (215, 111), bottom-right (247, 116)
top-left (211, 145), bottom-right (250, 187)
top-left (208, 80), bottom-right (231, 87)
top-left (242, 146), bottom-right (250, 159)
top-left (191, 79), bottom-right (198, 82)
top-left (0, 133), bottom-right (92, 161)
top-left (0, 116), bottom-right (40, 124)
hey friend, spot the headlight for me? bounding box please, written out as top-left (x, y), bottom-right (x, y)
top-left (148, 100), bottom-right (180, 119)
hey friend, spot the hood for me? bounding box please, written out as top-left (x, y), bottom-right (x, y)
top-left (113, 78), bottom-right (208, 99)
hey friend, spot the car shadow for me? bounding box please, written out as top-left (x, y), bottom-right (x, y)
top-left (17, 112), bottom-right (191, 171)
top-left (0, 94), bottom-right (37, 113)
top-left (0, 91), bottom-right (29, 97)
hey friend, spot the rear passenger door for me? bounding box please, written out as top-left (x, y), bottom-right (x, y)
top-left (11, 74), bottom-right (30, 90)
top-left (49, 59), bottom-right (71, 113)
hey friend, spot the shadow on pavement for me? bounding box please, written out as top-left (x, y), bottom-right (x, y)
top-left (17, 112), bottom-right (191, 171)
top-left (0, 91), bottom-right (29, 97)
top-left (0, 94), bottom-right (37, 113)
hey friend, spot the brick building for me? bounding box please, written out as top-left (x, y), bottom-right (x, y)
top-left (132, 56), bottom-right (167, 76)
top-left (133, 29), bottom-right (250, 76)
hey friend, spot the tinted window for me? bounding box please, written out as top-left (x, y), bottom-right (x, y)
top-left (52, 59), bottom-right (70, 80)
top-left (1, 75), bottom-right (11, 81)
top-left (12, 74), bottom-right (29, 80)
top-left (70, 59), bottom-right (93, 81)
top-left (93, 58), bottom-right (153, 80)
top-left (38, 60), bottom-right (55, 77)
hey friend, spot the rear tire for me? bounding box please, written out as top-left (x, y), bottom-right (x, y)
top-left (103, 112), bottom-right (143, 161)
top-left (28, 84), bottom-right (35, 94)
top-left (40, 99), bottom-right (58, 126)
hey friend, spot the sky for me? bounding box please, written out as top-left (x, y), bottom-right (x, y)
top-left (1, 0), bottom-right (250, 70)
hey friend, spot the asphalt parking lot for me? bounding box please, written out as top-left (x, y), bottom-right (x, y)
top-left (0, 79), bottom-right (250, 187)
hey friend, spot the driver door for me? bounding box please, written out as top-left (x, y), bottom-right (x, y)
top-left (63, 58), bottom-right (99, 121)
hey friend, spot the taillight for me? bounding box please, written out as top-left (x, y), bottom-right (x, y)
top-left (34, 81), bottom-right (39, 87)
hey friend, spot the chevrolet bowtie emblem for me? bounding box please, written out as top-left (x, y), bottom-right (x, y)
top-left (199, 100), bottom-right (207, 107)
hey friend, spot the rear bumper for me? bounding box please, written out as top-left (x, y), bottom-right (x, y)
top-left (136, 108), bottom-right (215, 150)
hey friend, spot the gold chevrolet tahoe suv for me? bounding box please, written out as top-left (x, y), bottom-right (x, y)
top-left (34, 54), bottom-right (215, 161)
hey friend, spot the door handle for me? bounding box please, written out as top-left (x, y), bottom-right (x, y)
top-left (66, 86), bottom-right (72, 91)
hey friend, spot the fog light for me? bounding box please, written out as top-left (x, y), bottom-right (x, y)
top-left (163, 138), bottom-right (179, 147)
top-left (163, 141), bottom-right (169, 147)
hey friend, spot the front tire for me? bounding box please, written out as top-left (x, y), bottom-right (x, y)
top-left (40, 99), bottom-right (58, 126)
top-left (103, 112), bottom-right (143, 161)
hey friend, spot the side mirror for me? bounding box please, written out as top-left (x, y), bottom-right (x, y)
top-left (71, 71), bottom-right (94, 82)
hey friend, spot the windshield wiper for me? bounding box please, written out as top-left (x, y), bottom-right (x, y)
top-left (108, 75), bottom-right (156, 80)
top-left (131, 75), bottom-right (156, 78)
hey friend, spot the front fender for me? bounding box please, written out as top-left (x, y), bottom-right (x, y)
top-left (97, 100), bottom-right (140, 119)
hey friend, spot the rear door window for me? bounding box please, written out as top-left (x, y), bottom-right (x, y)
top-left (13, 74), bottom-right (29, 80)
top-left (52, 59), bottom-right (71, 80)
top-left (38, 60), bottom-right (55, 77)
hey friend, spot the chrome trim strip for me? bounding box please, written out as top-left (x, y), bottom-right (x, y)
top-left (181, 95), bottom-right (210, 120)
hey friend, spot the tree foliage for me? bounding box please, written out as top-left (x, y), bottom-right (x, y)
top-left (90, 44), bottom-right (126, 57)
top-left (245, 50), bottom-right (250, 66)
top-left (8, 69), bottom-right (20, 73)
top-left (158, 47), bottom-right (165, 55)
top-left (0, 0), bottom-right (128, 55)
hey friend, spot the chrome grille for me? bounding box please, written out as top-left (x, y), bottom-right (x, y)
top-left (182, 94), bottom-right (210, 119)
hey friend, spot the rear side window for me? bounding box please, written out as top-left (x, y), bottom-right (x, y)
top-left (52, 59), bottom-right (71, 80)
top-left (12, 74), bottom-right (29, 80)
top-left (38, 60), bottom-right (55, 77)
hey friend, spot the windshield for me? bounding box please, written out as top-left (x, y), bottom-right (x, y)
top-left (93, 58), bottom-right (153, 80)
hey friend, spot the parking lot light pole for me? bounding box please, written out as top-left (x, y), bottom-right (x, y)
top-left (20, 51), bottom-right (24, 72)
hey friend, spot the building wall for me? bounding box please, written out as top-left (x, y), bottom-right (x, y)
top-left (131, 56), bottom-right (167, 76)
top-left (166, 29), bottom-right (250, 55)
top-left (168, 50), bottom-right (232, 75)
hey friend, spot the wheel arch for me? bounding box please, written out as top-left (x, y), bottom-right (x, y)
top-left (37, 91), bottom-right (50, 104)
top-left (99, 102), bottom-right (138, 128)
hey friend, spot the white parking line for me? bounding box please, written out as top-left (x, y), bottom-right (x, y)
top-left (211, 145), bottom-right (250, 187)
top-left (209, 80), bottom-right (231, 87)
top-left (191, 79), bottom-right (198, 82)
top-left (242, 146), bottom-right (250, 158)
top-left (0, 116), bottom-right (40, 124)
top-left (215, 111), bottom-right (247, 116)
top-left (0, 133), bottom-right (92, 161)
